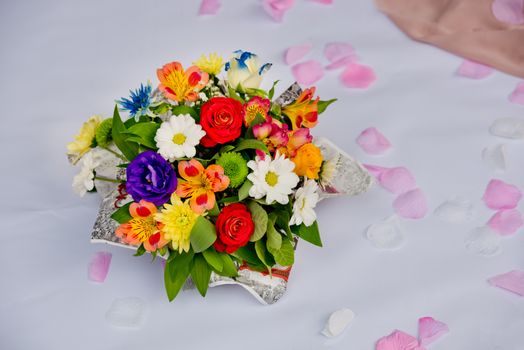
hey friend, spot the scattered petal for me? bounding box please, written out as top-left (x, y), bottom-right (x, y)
top-left (105, 297), bottom-right (146, 328)
top-left (312, 0), bottom-right (334, 4)
top-left (464, 226), bottom-right (502, 257)
top-left (284, 43), bottom-right (312, 65)
top-left (492, 0), bottom-right (524, 25)
top-left (489, 117), bottom-right (524, 139)
top-left (376, 330), bottom-right (424, 350)
top-left (482, 144), bottom-right (507, 171)
top-left (324, 42), bottom-right (355, 63)
top-left (325, 56), bottom-right (356, 70)
top-left (88, 251), bottom-right (112, 283)
top-left (198, 0), bottom-right (221, 15)
top-left (363, 164), bottom-right (389, 178)
top-left (509, 81), bottom-right (524, 105)
top-left (487, 209), bottom-right (523, 236)
top-left (378, 167), bottom-right (417, 195)
top-left (456, 60), bottom-right (493, 79)
top-left (262, 0), bottom-right (295, 22)
top-left (482, 179), bottom-right (522, 210)
top-left (418, 317), bottom-right (449, 346)
top-left (321, 308), bottom-right (355, 337)
top-left (356, 127), bottom-right (392, 155)
top-left (393, 189), bottom-right (428, 219)
top-left (340, 63), bottom-right (376, 89)
top-left (488, 270), bottom-right (524, 296)
top-left (291, 60), bottom-right (324, 85)
top-left (366, 216), bottom-right (405, 250)
top-left (434, 197), bottom-right (474, 223)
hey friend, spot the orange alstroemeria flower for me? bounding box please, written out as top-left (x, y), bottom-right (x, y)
top-left (157, 62), bottom-right (209, 102)
top-left (115, 200), bottom-right (168, 252)
top-left (281, 87), bottom-right (320, 130)
top-left (175, 159), bottom-right (230, 214)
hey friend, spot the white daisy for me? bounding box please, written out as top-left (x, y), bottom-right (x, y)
top-left (154, 114), bottom-right (206, 161)
top-left (289, 179), bottom-right (319, 227)
top-left (247, 152), bottom-right (299, 205)
top-left (72, 151), bottom-right (100, 197)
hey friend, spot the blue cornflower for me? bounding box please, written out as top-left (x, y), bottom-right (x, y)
top-left (117, 82), bottom-right (153, 120)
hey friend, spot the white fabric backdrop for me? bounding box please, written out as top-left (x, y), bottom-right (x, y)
top-left (1, 1), bottom-right (523, 349)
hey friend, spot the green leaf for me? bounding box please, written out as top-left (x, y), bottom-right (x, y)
top-left (275, 210), bottom-right (293, 240)
top-left (238, 180), bottom-right (253, 201)
top-left (228, 86), bottom-right (245, 102)
top-left (248, 201), bottom-right (268, 242)
top-left (112, 106), bottom-right (138, 161)
top-left (219, 253), bottom-right (238, 277)
top-left (245, 88), bottom-right (268, 98)
top-left (268, 80), bottom-right (280, 100)
top-left (296, 221), bottom-right (323, 247)
top-left (317, 99), bottom-right (337, 114)
top-left (233, 139), bottom-right (269, 154)
top-left (254, 240), bottom-right (274, 273)
top-left (219, 196), bottom-right (239, 204)
top-left (220, 145), bottom-right (236, 154)
top-left (164, 250), bottom-right (194, 301)
top-left (190, 216), bottom-right (217, 253)
top-left (202, 248), bottom-right (223, 272)
top-left (125, 122), bottom-right (159, 149)
top-left (267, 237), bottom-right (294, 266)
top-left (231, 244), bottom-right (263, 265)
top-left (190, 254), bottom-right (212, 297)
top-left (133, 243), bottom-right (146, 257)
top-left (266, 218), bottom-right (282, 250)
top-left (208, 202), bottom-right (220, 217)
top-left (110, 202), bottom-right (132, 224)
top-left (171, 105), bottom-right (199, 121)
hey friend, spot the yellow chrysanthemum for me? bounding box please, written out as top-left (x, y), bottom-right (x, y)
top-left (193, 53), bottom-right (224, 76)
top-left (155, 194), bottom-right (199, 253)
top-left (67, 115), bottom-right (102, 163)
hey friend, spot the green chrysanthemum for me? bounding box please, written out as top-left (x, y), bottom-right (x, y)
top-left (95, 118), bottom-right (113, 147)
top-left (216, 152), bottom-right (248, 188)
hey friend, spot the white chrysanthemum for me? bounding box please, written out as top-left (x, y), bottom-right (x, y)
top-left (247, 152), bottom-right (299, 205)
top-left (72, 151), bottom-right (100, 197)
top-left (289, 179), bottom-right (319, 227)
top-left (154, 114), bottom-right (205, 161)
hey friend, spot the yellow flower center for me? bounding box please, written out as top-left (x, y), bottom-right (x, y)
top-left (265, 171), bottom-right (279, 187)
top-left (129, 216), bottom-right (157, 242)
top-left (172, 133), bottom-right (187, 145)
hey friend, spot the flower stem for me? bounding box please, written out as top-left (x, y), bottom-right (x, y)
top-left (101, 146), bottom-right (128, 161)
top-left (94, 176), bottom-right (121, 183)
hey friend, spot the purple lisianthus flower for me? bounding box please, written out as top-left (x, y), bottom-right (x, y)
top-left (126, 150), bottom-right (177, 206)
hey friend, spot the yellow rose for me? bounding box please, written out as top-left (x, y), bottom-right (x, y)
top-left (291, 143), bottom-right (323, 179)
top-left (67, 115), bottom-right (102, 163)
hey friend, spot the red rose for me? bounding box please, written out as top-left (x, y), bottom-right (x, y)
top-left (200, 97), bottom-right (243, 147)
top-left (214, 203), bottom-right (255, 254)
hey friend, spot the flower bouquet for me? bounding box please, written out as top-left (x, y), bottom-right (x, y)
top-left (67, 51), bottom-right (372, 304)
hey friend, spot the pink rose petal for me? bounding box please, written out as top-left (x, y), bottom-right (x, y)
top-left (492, 0), bottom-right (524, 25)
top-left (262, 0), bottom-right (295, 22)
top-left (380, 167), bottom-right (417, 195)
top-left (356, 127), bottom-right (392, 155)
top-left (340, 63), bottom-right (376, 89)
top-left (393, 188), bottom-right (428, 219)
top-left (487, 209), bottom-right (523, 236)
top-left (488, 270), bottom-right (524, 296)
top-left (376, 330), bottom-right (425, 350)
top-left (509, 81), bottom-right (524, 105)
top-left (312, 0), bottom-right (334, 4)
top-left (324, 42), bottom-right (355, 63)
top-left (363, 164), bottom-right (388, 178)
top-left (88, 251), bottom-right (112, 283)
top-left (325, 56), bottom-right (356, 70)
top-left (418, 317), bottom-right (449, 347)
top-left (291, 60), bottom-right (324, 85)
top-left (284, 43), bottom-right (312, 65)
top-left (198, 0), bottom-right (221, 15)
top-left (482, 179), bottom-right (522, 210)
top-left (457, 60), bottom-right (493, 79)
